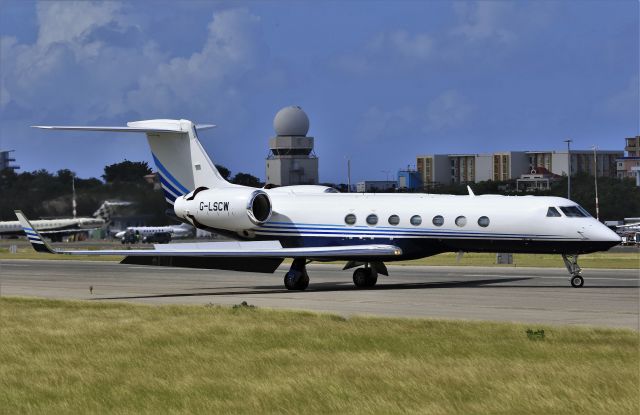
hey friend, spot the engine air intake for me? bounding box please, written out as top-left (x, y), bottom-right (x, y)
top-left (248, 191), bottom-right (272, 224)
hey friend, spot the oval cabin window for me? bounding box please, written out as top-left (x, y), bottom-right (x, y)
top-left (478, 216), bottom-right (490, 227)
top-left (432, 215), bottom-right (444, 227)
top-left (344, 214), bottom-right (356, 225)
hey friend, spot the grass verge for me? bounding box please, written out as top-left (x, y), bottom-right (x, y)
top-left (1, 297), bottom-right (638, 414)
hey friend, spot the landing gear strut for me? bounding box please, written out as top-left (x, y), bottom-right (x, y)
top-left (284, 258), bottom-right (309, 291)
top-left (352, 265), bottom-right (378, 289)
top-left (562, 254), bottom-right (584, 288)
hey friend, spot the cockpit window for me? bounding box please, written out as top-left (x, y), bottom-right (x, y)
top-left (560, 206), bottom-right (588, 218)
top-left (576, 206), bottom-right (592, 217)
top-left (546, 207), bottom-right (561, 217)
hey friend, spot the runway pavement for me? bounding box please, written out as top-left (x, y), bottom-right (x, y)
top-left (1, 259), bottom-right (638, 329)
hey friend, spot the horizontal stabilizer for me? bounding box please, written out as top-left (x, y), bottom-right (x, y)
top-left (32, 125), bottom-right (183, 133)
top-left (32, 119), bottom-right (216, 134)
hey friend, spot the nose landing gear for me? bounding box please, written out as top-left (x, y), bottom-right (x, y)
top-left (284, 258), bottom-right (309, 291)
top-left (562, 254), bottom-right (584, 288)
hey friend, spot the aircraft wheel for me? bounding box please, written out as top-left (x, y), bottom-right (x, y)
top-left (570, 275), bottom-right (584, 288)
top-left (353, 268), bottom-right (377, 288)
top-left (284, 269), bottom-right (309, 291)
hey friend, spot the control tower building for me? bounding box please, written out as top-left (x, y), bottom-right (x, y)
top-left (266, 106), bottom-right (318, 186)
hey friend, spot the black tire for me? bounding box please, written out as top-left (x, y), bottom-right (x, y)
top-left (571, 275), bottom-right (584, 288)
top-left (353, 268), bottom-right (368, 288)
top-left (284, 269), bottom-right (309, 291)
top-left (298, 274), bottom-right (310, 290)
top-left (353, 268), bottom-right (377, 288)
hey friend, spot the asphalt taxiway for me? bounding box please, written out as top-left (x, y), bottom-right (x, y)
top-left (1, 260), bottom-right (638, 329)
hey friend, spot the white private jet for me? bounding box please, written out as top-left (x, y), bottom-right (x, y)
top-left (114, 223), bottom-right (194, 241)
top-left (18, 119), bottom-right (620, 290)
top-left (1, 201), bottom-right (124, 241)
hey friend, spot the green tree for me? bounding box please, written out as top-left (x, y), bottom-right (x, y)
top-left (232, 172), bottom-right (262, 188)
top-left (215, 165), bottom-right (232, 181)
top-left (102, 160), bottom-right (152, 183)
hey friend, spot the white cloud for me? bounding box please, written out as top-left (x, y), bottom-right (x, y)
top-left (356, 90), bottom-right (473, 141)
top-left (451, 1), bottom-right (517, 44)
top-left (335, 30), bottom-right (435, 75)
top-left (426, 89), bottom-right (473, 130)
top-left (126, 8), bottom-right (264, 115)
top-left (368, 30), bottom-right (434, 60)
top-left (0, 1), bottom-right (160, 117)
top-left (36, 1), bottom-right (122, 48)
top-left (1, 3), bottom-right (265, 126)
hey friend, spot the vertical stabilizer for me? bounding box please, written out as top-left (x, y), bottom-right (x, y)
top-left (126, 119), bottom-right (235, 206)
top-left (32, 119), bottom-right (235, 208)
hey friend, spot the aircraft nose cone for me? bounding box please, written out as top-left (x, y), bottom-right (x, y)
top-left (594, 223), bottom-right (621, 246)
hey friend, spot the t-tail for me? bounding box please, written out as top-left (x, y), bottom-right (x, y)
top-left (33, 119), bottom-right (238, 209)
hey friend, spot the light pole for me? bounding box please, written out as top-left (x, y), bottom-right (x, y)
top-left (564, 139), bottom-right (572, 200)
top-left (592, 145), bottom-right (600, 221)
top-left (71, 173), bottom-right (77, 219)
top-left (346, 157), bottom-right (351, 193)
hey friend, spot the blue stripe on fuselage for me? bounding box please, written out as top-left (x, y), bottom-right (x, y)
top-left (257, 222), bottom-right (559, 239)
top-left (152, 154), bottom-right (190, 194)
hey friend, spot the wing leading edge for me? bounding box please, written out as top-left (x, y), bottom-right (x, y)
top-left (15, 211), bottom-right (402, 259)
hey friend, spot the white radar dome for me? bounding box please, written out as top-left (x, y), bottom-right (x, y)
top-left (273, 106), bottom-right (309, 136)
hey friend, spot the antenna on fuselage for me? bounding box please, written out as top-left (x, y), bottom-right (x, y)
top-left (466, 185), bottom-right (475, 197)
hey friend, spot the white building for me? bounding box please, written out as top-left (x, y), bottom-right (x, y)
top-left (416, 148), bottom-right (622, 187)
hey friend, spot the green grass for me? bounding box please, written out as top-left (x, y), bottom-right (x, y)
top-left (1, 297), bottom-right (638, 415)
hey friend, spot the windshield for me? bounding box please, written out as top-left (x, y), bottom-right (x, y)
top-left (560, 206), bottom-right (589, 218)
top-left (546, 207), bottom-right (561, 217)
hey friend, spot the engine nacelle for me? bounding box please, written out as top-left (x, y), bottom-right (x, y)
top-left (174, 187), bottom-right (272, 232)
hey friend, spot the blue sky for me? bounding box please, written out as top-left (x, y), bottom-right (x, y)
top-left (1, 1), bottom-right (638, 184)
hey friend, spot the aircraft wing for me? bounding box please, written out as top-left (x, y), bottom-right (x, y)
top-left (15, 211), bottom-right (402, 259)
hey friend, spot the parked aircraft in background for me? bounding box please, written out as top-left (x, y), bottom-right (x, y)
top-left (115, 223), bottom-right (194, 242)
top-left (616, 222), bottom-right (640, 231)
top-left (1, 201), bottom-right (127, 241)
top-left (22, 119), bottom-right (620, 289)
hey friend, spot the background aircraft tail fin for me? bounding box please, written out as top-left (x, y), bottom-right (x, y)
top-left (14, 210), bottom-right (56, 253)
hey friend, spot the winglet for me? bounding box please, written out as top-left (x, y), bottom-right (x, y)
top-left (467, 185), bottom-right (475, 197)
top-left (14, 210), bottom-right (56, 254)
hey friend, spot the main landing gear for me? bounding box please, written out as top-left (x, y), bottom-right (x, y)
top-left (283, 259), bottom-right (389, 291)
top-left (562, 254), bottom-right (584, 288)
top-left (352, 266), bottom-right (378, 288)
top-left (284, 258), bottom-right (309, 291)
